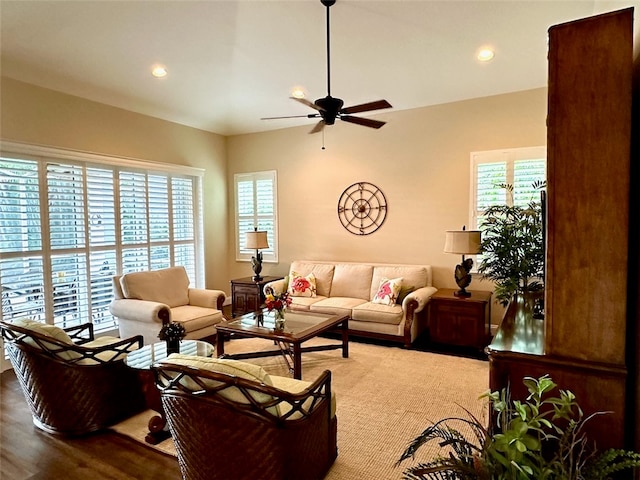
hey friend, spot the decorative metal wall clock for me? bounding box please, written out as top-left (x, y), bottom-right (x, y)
top-left (337, 182), bottom-right (388, 235)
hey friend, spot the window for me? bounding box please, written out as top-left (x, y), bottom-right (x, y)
top-left (0, 142), bottom-right (204, 333)
top-left (470, 147), bottom-right (546, 269)
top-left (470, 146), bottom-right (547, 231)
top-left (235, 171), bottom-right (278, 263)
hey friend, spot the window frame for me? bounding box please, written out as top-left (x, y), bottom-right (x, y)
top-left (0, 140), bottom-right (205, 333)
top-left (234, 170), bottom-right (278, 264)
top-left (469, 146), bottom-right (547, 230)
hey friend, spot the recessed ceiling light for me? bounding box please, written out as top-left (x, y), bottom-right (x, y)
top-left (477, 48), bottom-right (495, 62)
top-left (151, 65), bottom-right (168, 78)
top-left (291, 87), bottom-right (306, 99)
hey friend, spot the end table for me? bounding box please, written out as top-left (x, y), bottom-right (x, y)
top-left (230, 276), bottom-right (283, 317)
top-left (427, 288), bottom-right (492, 352)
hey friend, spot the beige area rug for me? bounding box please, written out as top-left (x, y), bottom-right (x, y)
top-left (111, 337), bottom-right (490, 480)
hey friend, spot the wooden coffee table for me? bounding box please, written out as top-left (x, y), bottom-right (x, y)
top-left (216, 309), bottom-right (349, 379)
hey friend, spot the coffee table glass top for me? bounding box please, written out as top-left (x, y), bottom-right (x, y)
top-left (125, 340), bottom-right (213, 369)
top-left (224, 309), bottom-right (347, 338)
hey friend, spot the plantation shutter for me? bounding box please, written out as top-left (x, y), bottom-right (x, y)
top-left (471, 147), bottom-right (546, 231)
top-left (235, 171), bottom-right (278, 263)
top-left (1, 142), bottom-right (204, 333)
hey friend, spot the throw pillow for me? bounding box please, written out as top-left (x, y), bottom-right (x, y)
top-left (372, 277), bottom-right (403, 306)
top-left (288, 272), bottom-right (317, 297)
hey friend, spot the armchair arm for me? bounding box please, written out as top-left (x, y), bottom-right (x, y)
top-left (263, 278), bottom-right (287, 296)
top-left (109, 298), bottom-right (170, 324)
top-left (188, 288), bottom-right (226, 310)
top-left (403, 286), bottom-right (437, 313)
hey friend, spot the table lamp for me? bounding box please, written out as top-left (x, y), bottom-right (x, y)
top-left (444, 226), bottom-right (481, 297)
top-left (245, 229), bottom-right (269, 282)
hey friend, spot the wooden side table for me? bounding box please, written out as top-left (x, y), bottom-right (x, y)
top-left (427, 288), bottom-right (492, 352)
top-left (230, 276), bottom-right (283, 317)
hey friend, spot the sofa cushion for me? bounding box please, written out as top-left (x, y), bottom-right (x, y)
top-left (120, 266), bottom-right (190, 308)
top-left (309, 297), bottom-right (367, 317)
top-left (330, 264), bottom-right (373, 300)
top-left (289, 261), bottom-right (335, 297)
top-left (171, 305), bottom-right (223, 333)
top-left (288, 296), bottom-right (328, 311)
top-left (352, 302), bottom-right (404, 325)
top-left (372, 277), bottom-right (403, 306)
top-left (370, 266), bottom-right (429, 300)
top-left (288, 272), bottom-right (317, 297)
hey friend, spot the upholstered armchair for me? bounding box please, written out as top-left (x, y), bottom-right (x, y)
top-left (153, 354), bottom-right (338, 480)
top-left (108, 266), bottom-right (226, 345)
top-left (0, 318), bottom-right (145, 436)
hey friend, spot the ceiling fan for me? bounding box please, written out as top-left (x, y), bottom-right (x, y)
top-left (261, 0), bottom-right (392, 134)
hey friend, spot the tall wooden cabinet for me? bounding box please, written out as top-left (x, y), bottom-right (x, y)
top-left (487, 8), bottom-right (634, 450)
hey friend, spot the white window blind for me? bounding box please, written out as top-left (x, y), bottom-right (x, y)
top-left (235, 171), bottom-right (278, 263)
top-left (470, 146), bottom-right (547, 231)
top-left (0, 143), bottom-right (204, 333)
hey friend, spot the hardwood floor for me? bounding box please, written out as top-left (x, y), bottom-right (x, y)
top-left (0, 370), bottom-right (181, 480)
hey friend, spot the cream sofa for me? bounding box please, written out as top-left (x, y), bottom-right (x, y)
top-left (109, 266), bottom-right (226, 345)
top-left (264, 260), bottom-right (437, 347)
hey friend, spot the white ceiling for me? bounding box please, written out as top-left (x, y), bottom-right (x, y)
top-left (1, 0), bottom-right (638, 136)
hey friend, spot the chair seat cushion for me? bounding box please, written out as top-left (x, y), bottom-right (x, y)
top-left (159, 354), bottom-right (279, 416)
top-left (270, 375), bottom-right (337, 419)
top-left (10, 318), bottom-right (79, 361)
top-left (170, 306), bottom-right (223, 332)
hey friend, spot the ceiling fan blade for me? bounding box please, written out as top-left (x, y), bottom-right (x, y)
top-left (290, 97), bottom-right (325, 112)
top-left (309, 120), bottom-right (326, 134)
top-left (341, 100), bottom-right (392, 115)
top-left (340, 115), bottom-right (386, 129)
top-left (261, 113), bottom-right (320, 120)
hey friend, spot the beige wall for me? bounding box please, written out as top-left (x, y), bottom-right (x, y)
top-left (1, 76), bottom-right (548, 325)
top-left (0, 77), bottom-right (229, 290)
top-left (227, 88), bottom-right (548, 324)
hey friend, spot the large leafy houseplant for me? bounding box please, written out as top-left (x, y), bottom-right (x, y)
top-left (477, 181), bottom-right (546, 306)
top-left (396, 375), bottom-right (640, 480)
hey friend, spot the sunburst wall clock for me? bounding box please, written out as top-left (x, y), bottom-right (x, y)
top-left (337, 182), bottom-right (388, 235)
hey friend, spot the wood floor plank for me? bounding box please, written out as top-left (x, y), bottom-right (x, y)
top-left (1, 370), bottom-right (181, 480)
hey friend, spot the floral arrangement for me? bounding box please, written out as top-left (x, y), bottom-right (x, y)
top-left (264, 287), bottom-right (292, 316)
top-left (158, 321), bottom-right (186, 341)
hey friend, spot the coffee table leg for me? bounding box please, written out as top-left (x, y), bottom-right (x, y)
top-left (137, 369), bottom-right (171, 445)
top-left (341, 319), bottom-right (349, 358)
top-left (293, 343), bottom-right (302, 379)
top-left (216, 332), bottom-right (225, 357)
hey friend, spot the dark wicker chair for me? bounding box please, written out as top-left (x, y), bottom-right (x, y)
top-left (0, 320), bottom-right (146, 436)
top-left (153, 362), bottom-right (338, 480)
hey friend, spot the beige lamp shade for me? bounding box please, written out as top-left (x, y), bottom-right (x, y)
top-left (444, 230), bottom-right (481, 254)
top-left (245, 230), bottom-right (269, 250)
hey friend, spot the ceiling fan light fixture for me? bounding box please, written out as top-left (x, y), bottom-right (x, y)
top-left (290, 87), bottom-right (306, 99)
top-left (261, 0), bottom-right (392, 134)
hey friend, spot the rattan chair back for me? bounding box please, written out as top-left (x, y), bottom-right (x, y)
top-left (153, 363), bottom-right (338, 480)
top-left (1, 320), bottom-right (146, 436)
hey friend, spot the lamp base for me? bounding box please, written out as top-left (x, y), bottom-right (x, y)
top-left (252, 274), bottom-right (263, 282)
top-left (454, 288), bottom-right (471, 298)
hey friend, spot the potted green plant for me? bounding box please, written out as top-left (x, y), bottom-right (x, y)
top-left (396, 375), bottom-right (640, 480)
top-left (477, 181), bottom-right (546, 306)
